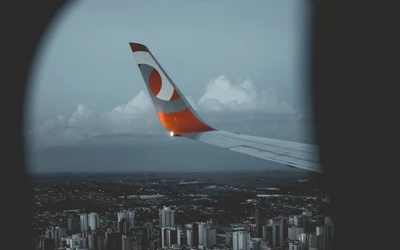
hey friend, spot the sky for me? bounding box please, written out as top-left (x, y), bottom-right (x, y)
top-left (25, 0), bottom-right (316, 173)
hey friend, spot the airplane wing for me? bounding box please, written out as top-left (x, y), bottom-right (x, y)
top-left (128, 42), bottom-right (322, 173)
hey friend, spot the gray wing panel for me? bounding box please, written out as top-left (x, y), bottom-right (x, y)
top-left (182, 130), bottom-right (322, 173)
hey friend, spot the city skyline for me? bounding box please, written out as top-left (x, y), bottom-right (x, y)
top-left (32, 171), bottom-right (331, 250)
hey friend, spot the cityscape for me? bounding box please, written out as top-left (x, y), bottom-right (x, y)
top-left (30, 171), bottom-right (333, 250)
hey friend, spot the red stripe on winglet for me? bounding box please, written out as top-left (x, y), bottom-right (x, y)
top-left (129, 42), bottom-right (148, 52)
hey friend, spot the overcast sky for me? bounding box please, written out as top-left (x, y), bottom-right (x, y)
top-left (25, 0), bottom-right (316, 173)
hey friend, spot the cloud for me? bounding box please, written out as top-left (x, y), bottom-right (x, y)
top-left (197, 75), bottom-right (292, 113)
top-left (28, 90), bottom-right (163, 148)
top-left (28, 75), bottom-right (309, 148)
top-left (67, 104), bottom-right (96, 127)
top-left (98, 90), bottom-right (161, 135)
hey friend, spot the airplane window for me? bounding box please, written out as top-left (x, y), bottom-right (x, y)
top-left (25, 1), bottom-right (332, 250)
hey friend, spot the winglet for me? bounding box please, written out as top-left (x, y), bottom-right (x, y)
top-left (129, 42), bottom-right (214, 135)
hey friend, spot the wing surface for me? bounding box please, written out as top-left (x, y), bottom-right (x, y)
top-left (183, 130), bottom-right (321, 173)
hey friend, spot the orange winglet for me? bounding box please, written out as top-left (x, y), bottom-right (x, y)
top-left (157, 108), bottom-right (214, 134)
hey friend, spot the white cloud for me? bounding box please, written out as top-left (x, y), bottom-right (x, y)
top-left (198, 75), bottom-right (258, 111)
top-left (29, 91), bottom-right (162, 148)
top-left (31, 114), bottom-right (87, 147)
top-left (29, 76), bottom-right (301, 148)
top-left (98, 90), bottom-right (161, 135)
top-left (67, 104), bottom-right (96, 127)
top-left (197, 75), bottom-right (292, 113)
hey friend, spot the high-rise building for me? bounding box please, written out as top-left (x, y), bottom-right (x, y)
top-left (128, 211), bottom-right (135, 228)
top-left (308, 233), bottom-right (318, 249)
top-left (161, 227), bottom-right (181, 248)
top-left (232, 231), bottom-right (251, 250)
top-left (262, 225), bottom-right (267, 242)
top-left (45, 226), bottom-right (66, 249)
top-left (314, 218), bottom-right (334, 250)
top-left (80, 213), bottom-right (89, 232)
top-left (251, 238), bottom-right (263, 250)
top-left (80, 213), bottom-right (100, 232)
top-left (316, 226), bottom-right (325, 249)
top-left (159, 207), bottom-right (174, 228)
top-left (206, 227), bottom-right (217, 248)
top-left (288, 216), bottom-right (294, 225)
top-left (296, 227), bottom-right (304, 241)
top-left (82, 229), bottom-right (91, 239)
top-left (145, 222), bottom-right (153, 240)
top-left (105, 232), bottom-right (122, 250)
top-left (288, 240), bottom-right (301, 250)
top-left (299, 233), bottom-right (307, 250)
top-left (254, 206), bottom-right (266, 238)
top-left (118, 210), bottom-right (135, 229)
top-left (288, 226), bottom-right (294, 241)
top-left (293, 215), bottom-right (310, 233)
top-left (288, 219), bottom-right (304, 242)
top-left (88, 234), bottom-right (96, 250)
top-left (88, 231), bottom-right (105, 250)
top-left (118, 218), bottom-right (130, 236)
top-left (266, 223), bottom-right (277, 247)
top-left (198, 223), bottom-right (206, 247)
top-left (122, 235), bottom-right (131, 250)
top-left (275, 216), bottom-right (286, 246)
top-left (186, 228), bottom-right (193, 248)
top-left (316, 226), bottom-right (324, 236)
top-left (65, 234), bottom-right (87, 249)
top-left (192, 223), bottom-right (199, 248)
top-left (187, 222), bottom-right (216, 249)
top-left (89, 212), bottom-right (100, 231)
top-left (150, 239), bottom-right (159, 250)
top-left (293, 216), bottom-right (304, 227)
top-left (142, 222), bottom-right (153, 250)
top-left (264, 217), bottom-right (285, 248)
top-left (67, 216), bottom-right (78, 233)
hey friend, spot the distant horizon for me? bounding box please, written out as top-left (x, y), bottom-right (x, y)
top-left (26, 170), bottom-right (317, 182)
top-left (28, 169), bottom-right (306, 174)
top-left (27, 167), bottom-right (308, 174)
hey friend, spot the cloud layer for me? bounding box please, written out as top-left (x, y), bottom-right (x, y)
top-left (197, 75), bottom-right (289, 112)
top-left (27, 75), bottom-right (310, 148)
